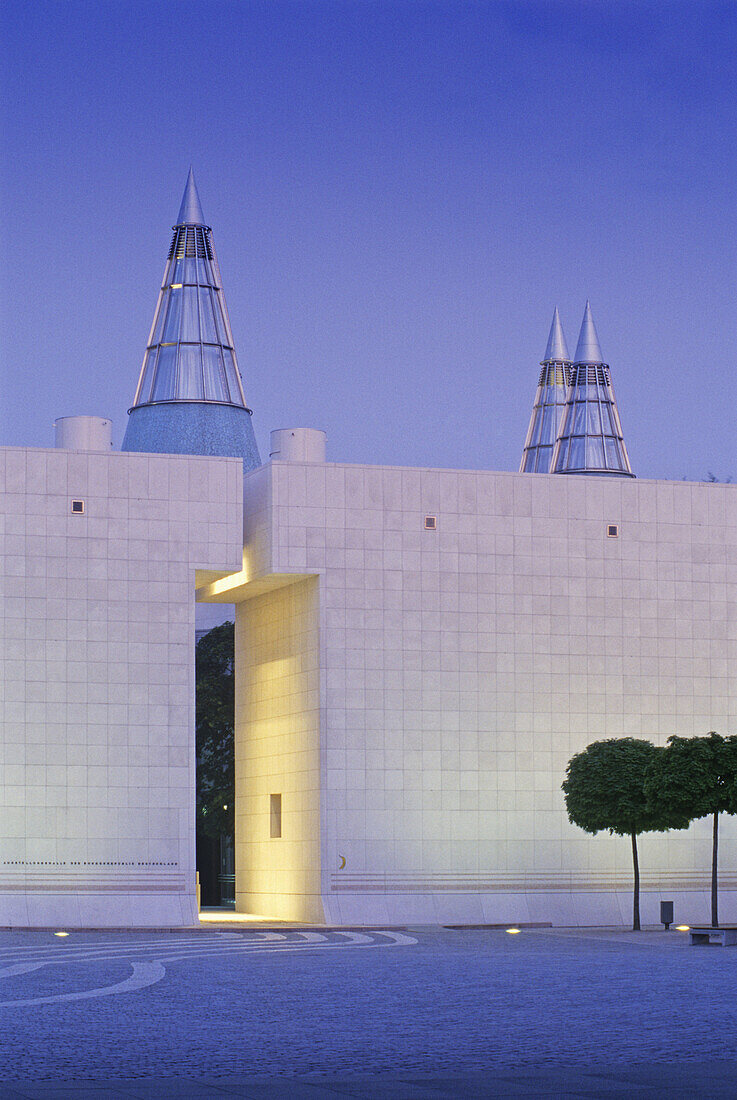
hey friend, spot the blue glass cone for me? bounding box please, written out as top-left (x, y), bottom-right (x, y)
top-left (520, 309), bottom-right (571, 473)
top-left (123, 172), bottom-right (260, 469)
top-left (550, 303), bottom-right (633, 478)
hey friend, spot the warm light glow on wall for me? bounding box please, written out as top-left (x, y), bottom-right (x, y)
top-left (199, 910), bottom-right (272, 923)
top-left (254, 657), bottom-right (295, 683)
top-left (204, 567), bottom-right (250, 597)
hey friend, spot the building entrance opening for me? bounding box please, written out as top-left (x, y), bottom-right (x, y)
top-left (195, 620), bottom-right (236, 910)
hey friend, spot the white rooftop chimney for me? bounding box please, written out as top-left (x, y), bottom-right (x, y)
top-left (54, 416), bottom-right (113, 452)
top-left (270, 428), bottom-right (326, 463)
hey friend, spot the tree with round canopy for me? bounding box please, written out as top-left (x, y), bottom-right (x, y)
top-left (562, 738), bottom-right (691, 931)
top-left (644, 732), bottom-right (737, 927)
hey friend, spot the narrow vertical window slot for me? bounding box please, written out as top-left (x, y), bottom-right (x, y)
top-left (270, 794), bottom-right (282, 838)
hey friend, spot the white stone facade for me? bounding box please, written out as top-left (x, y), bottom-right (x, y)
top-left (199, 460), bottom-right (737, 926)
top-left (0, 446), bottom-right (242, 927)
top-left (4, 441), bottom-right (735, 929)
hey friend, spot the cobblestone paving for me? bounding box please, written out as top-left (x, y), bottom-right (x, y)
top-left (0, 927), bottom-right (734, 1096)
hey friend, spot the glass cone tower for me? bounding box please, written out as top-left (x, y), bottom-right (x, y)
top-left (122, 169), bottom-right (260, 468)
top-left (550, 301), bottom-right (634, 478)
top-left (520, 307), bottom-right (571, 473)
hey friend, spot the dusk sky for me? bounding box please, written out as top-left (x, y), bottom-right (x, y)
top-left (1, 0), bottom-right (735, 483)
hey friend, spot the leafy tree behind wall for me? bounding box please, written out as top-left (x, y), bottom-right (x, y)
top-left (196, 621), bottom-right (235, 840)
top-left (644, 732), bottom-right (737, 927)
top-left (562, 738), bottom-right (691, 930)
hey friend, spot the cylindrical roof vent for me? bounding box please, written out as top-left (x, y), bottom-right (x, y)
top-left (270, 428), bottom-right (326, 463)
top-left (54, 416), bottom-right (113, 452)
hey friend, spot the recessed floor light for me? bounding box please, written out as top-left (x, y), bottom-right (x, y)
top-left (53, 931), bottom-right (69, 937)
top-left (506, 928), bottom-right (521, 934)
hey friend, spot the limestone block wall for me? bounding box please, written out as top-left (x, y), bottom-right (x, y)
top-left (234, 461), bottom-right (737, 926)
top-left (0, 446), bottom-right (242, 927)
top-left (234, 576), bottom-right (322, 921)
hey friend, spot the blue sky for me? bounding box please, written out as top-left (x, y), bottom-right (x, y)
top-left (1, 0), bottom-right (735, 481)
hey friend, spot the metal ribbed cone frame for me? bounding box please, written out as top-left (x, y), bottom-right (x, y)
top-left (520, 310), bottom-right (571, 473)
top-left (550, 305), bottom-right (634, 478)
top-left (130, 205), bottom-right (249, 412)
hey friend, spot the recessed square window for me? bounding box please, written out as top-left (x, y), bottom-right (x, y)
top-left (424, 515), bottom-right (437, 530)
top-left (607, 524), bottom-right (619, 538)
top-left (71, 500), bottom-right (85, 514)
top-left (270, 793), bottom-right (282, 838)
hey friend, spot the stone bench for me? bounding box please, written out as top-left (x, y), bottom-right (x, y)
top-left (688, 926), bottom-right (737, 946)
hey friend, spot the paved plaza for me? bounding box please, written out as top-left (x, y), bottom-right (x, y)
top-left (0, 925), bottom-right (735, 1097)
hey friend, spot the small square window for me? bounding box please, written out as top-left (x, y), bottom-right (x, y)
top-left (424, 515), bottom-right (437, 530)
top-left (71, 500), bottom-right (85, 514)
top-left (607, 524), bottom-right (619, 538)
top-left (270, 793), bottom-right (282, 838)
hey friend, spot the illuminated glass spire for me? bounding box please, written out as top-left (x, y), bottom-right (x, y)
top-left (520, 308), bottom-right (571, 473)
top-left (550, 302), bottom-right (634, 478)
top-left (122, 170), bottom-right (260, 467)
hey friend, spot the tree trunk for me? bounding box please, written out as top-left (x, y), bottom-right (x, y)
top-left (712, 811), bottom-right (719, 928)
top-left (631, 831), bottom-right (640, 932)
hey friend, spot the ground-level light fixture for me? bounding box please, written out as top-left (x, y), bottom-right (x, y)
top-left (506, 928), bottom-right (521, 934)
top-left (53, 931), bottom-right (69, 937)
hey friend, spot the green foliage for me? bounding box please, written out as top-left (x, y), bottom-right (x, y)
top-left (644, 732), bottom-right (737, 925)
top-left (730, 751), bottom-right (737, 816)
top-left (562, 738), bottom-right (690, 838)
top-left (643, 732), bottom-right (737, 822)
top-left (562, 737), bottom-right (691, 931)
top-left (196, 621), bottom-right (235, 840)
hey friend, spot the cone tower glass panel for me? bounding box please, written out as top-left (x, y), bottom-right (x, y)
top-left (122, 169), bottom-right (260, 468)
top-left (520, 307), bottom-right (571, 473)
top-left (550, 301), bottom-right (634, 478)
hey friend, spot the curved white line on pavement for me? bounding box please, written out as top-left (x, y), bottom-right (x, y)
top-left (0, 934), bottom-right (261, 968)
top-left (144, 934), bottom-right (418, 965)
top-left (0, 931), bottom-right (418, 985)
top-left (0, 933), bottom-right (300, 969)
top-left (0, 930), bottom-right (410, 966)
top-left (303, 931), bottom-right (372, 944)
top-left (0, 932), bottom-right (417, 1004)
top-left (0, 930), bottom-right (349, 968)
top-left (149, 930), bottom-right (411, 961)
top-left (0, 961), bottom-right (50, 979)
top-left (0, 960), bottom-right (166, 1008)
top-left (0, 932), bottom-right (264, 962)
top-left (372, 931), bottom-right (418, 945)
